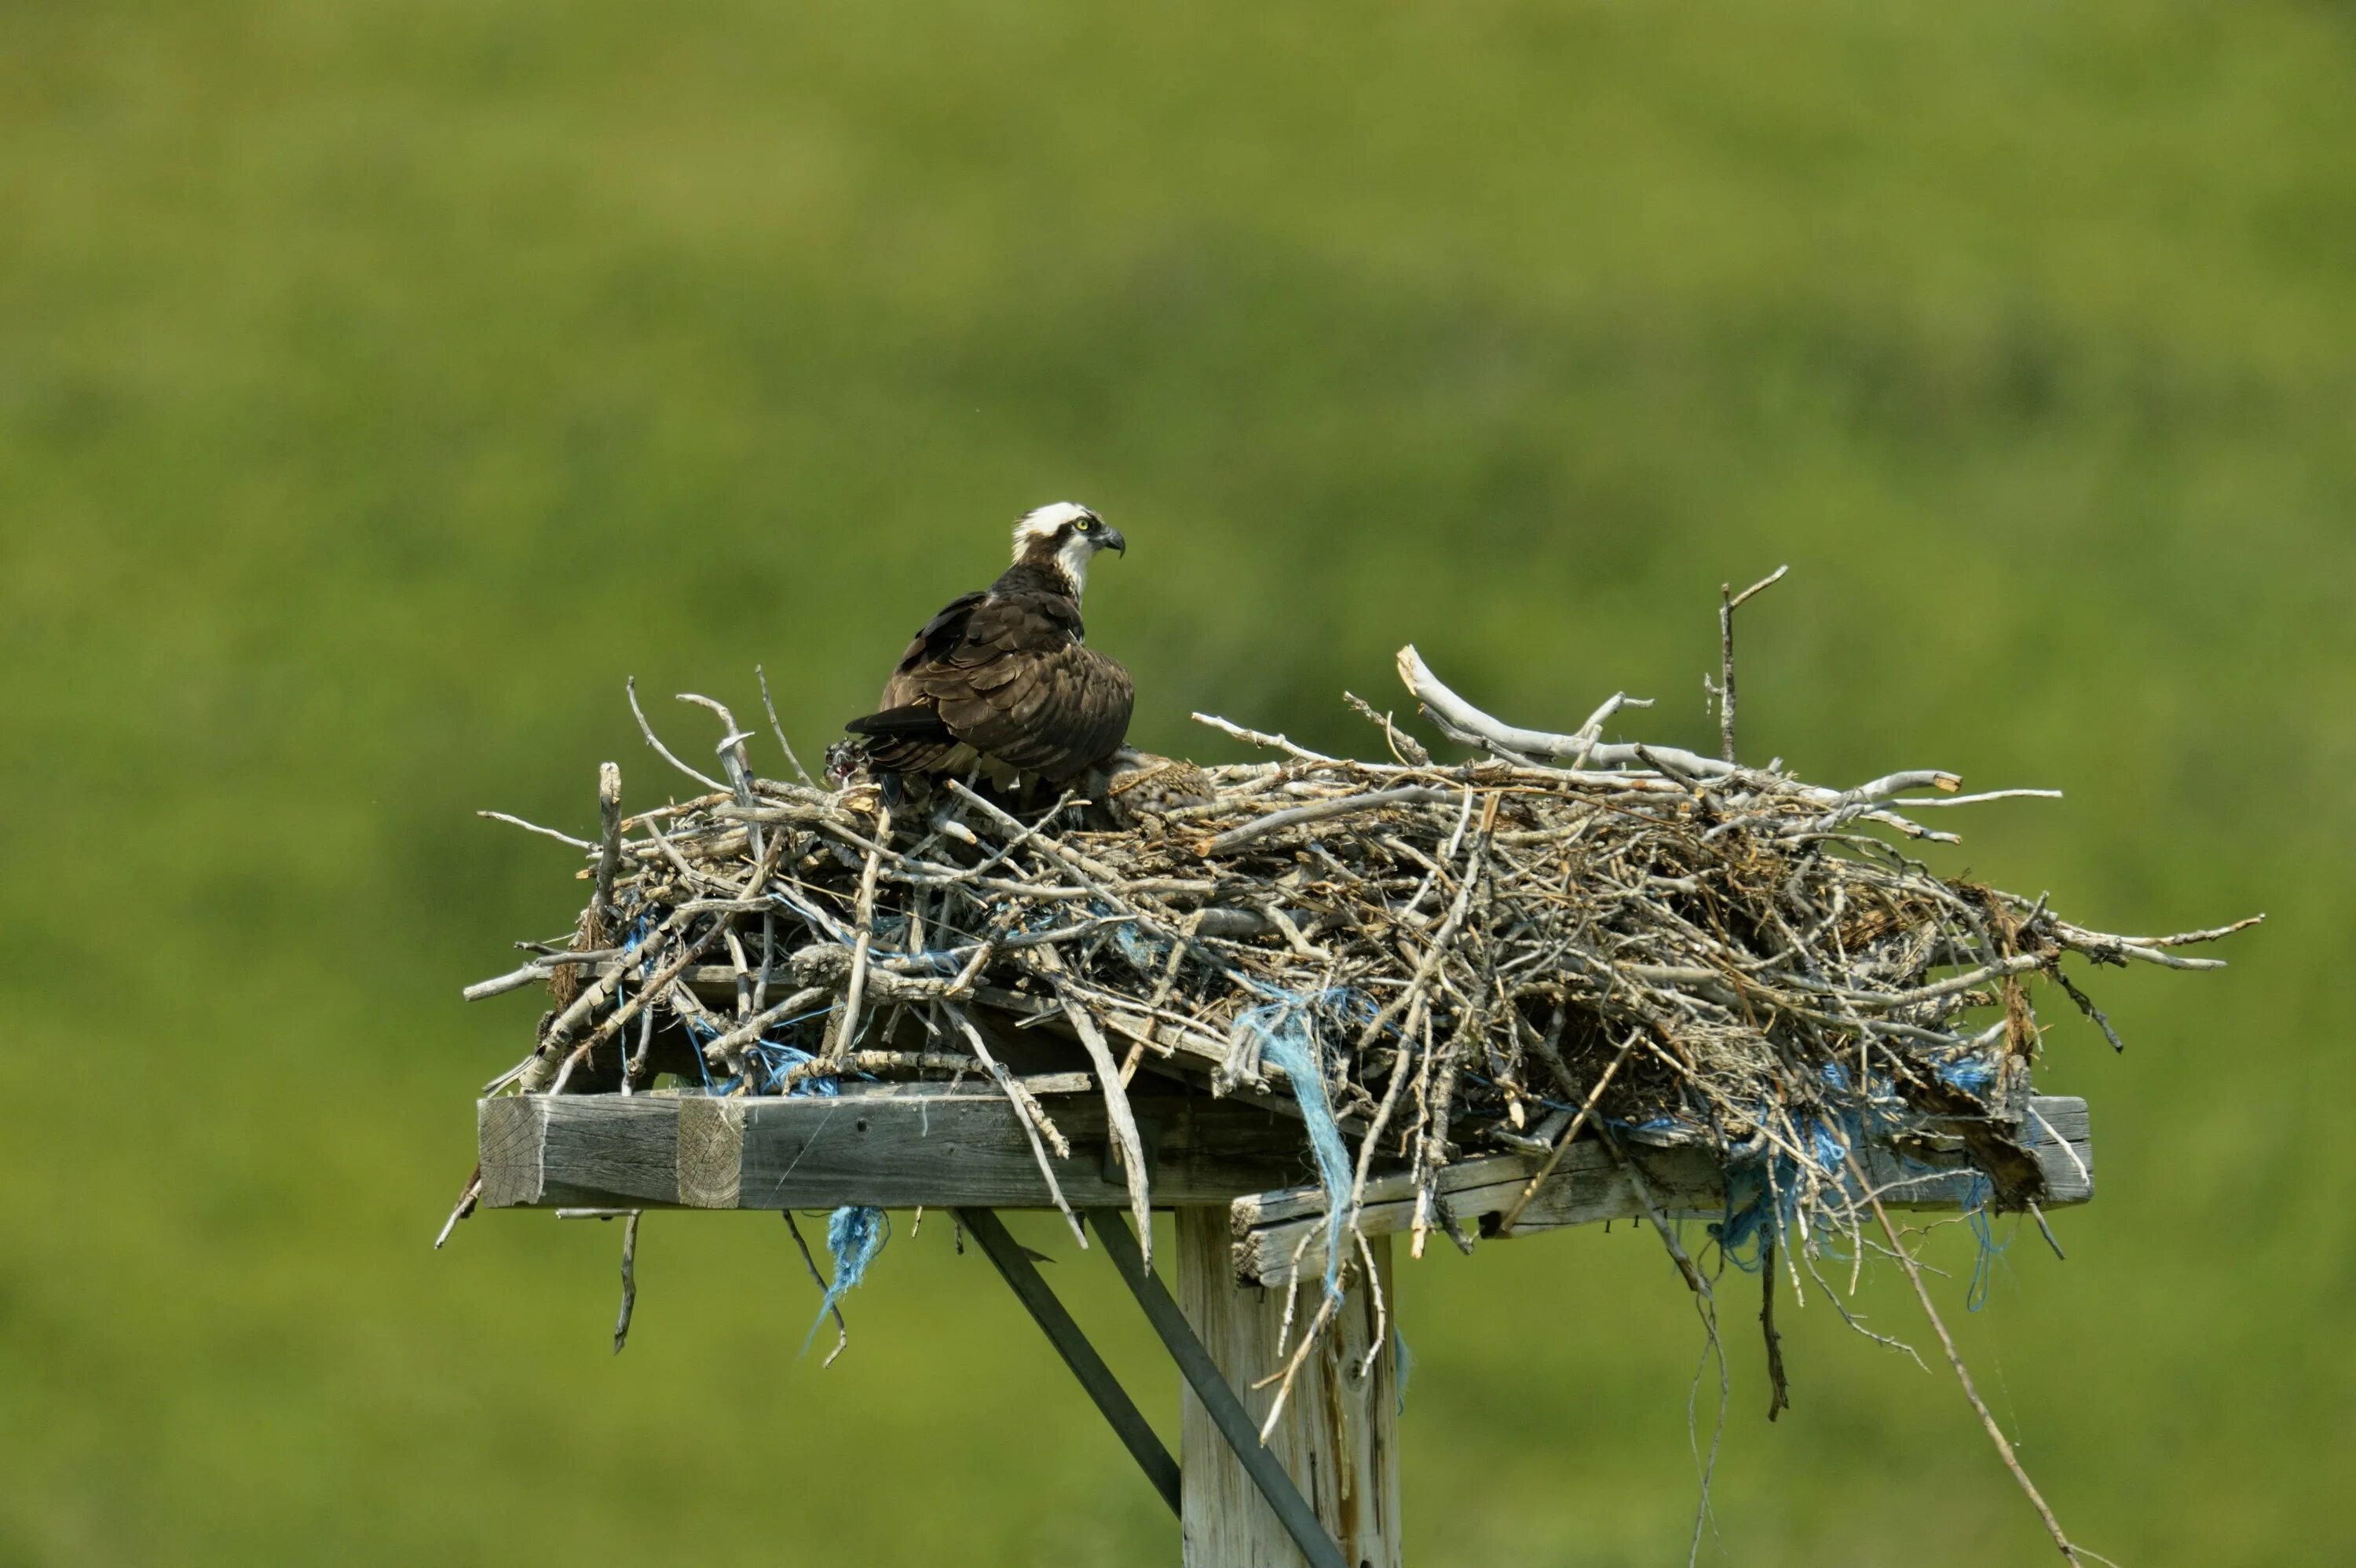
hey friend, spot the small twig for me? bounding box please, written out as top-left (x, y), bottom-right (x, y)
top-left (1399, 645), bottom-right (1735, 780)
top-left (694, 985), bottom-right (832, 1076)
top-left (1890, 789), bottom-right (2065, 808)
top-left (477, 810), bottom-right (594, 850)
top-left (1718, 561), bottom-right (1792, 762)
top-left (1253, 1291), bottom-right (1342, 1443)
top-left (1716, 594), bottom-right (1736, 762)
top-left (433, 1171), bottom-right (482, 1249)
top-left (1597, 1124), bottom-right (1702, 1293)
top-left (627, 675), bottom-right (728, 793)
top-left (1760, 1238), bottom-right (1791, 1420)
top-left (1494, 1027), bottom-right (1644, 1235)
top-left (461, 962), bottom-right (554, 1003)
top-left (2051, 968), bottom-right (2127, 1052)
top-left (1846, 1151), bottom-right (2084, 1564)
top-left (1353, 1230), bottom-right (1392, 1380)
top-left (677, 694), bottom-right (755, 778)
top-left (612, 1211), bottom-right (642, 1354)
top-left (1685, 1287), bottom-right (1732, 1568)
top-left (2025, 1199), bottom-right (2068, 1262)
top-left (755, 663), bottom-right (818, 787)
top-left (1343, 691), bottom-right (1432, 766)
top-left (1569, 690), bottom-right (1653, 770)
top-left (825, 805), bottom-right (889, 1068)
top-left (1729, 563), bottom-right (1791, 612)
top-left (594, 762), bottom-right (623, 919)
top-left (1189, 711), bottom-right (1339, 763)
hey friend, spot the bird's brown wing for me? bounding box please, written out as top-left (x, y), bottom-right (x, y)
top-left (843, 591), bottom-right (986, 773)
top-left (865, 590), bottom-right (1132, 782)
top-left (931, 641), bottom-right (1133, 783)
top-left (884, 591), bottom-right (988, 689)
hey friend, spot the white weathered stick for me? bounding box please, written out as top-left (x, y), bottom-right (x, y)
top-left (942, 1003), bottom-right (1087, 1248)
top-left (825, 806), bottom-right (888, 1068)
top-left (755, 663), bottom-right (817, 788)
top-left (1055, 987), bottom-right (1154, 1267)
top-left (477, 810), bottom-right (595, 850)
top-left (1399, 645), bottom-right (1737, 780)
top-left (627, 675), bottom-right (727, 793)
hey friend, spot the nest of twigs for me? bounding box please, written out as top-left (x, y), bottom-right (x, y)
top-left (471, 645), bottom-right (2251, 1290)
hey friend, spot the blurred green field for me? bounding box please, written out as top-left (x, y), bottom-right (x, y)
top-left (4, 2), bottom-right (2352, 1563)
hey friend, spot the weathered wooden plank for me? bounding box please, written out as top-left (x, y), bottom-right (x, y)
top-left (477, 1091), bottom-right (1310, 1211)
top-left (1232, 1097), bottom-right (2093, 1286)
top-left (540, 1094), bottom-right (684, 1207)
top-left (1233, 1150), bottom-right (1529, 1233)
top-left (1232, 1143), bottom-right (1711, 1287)
top-left (483, 1086), bottom-right (2090, 1238)
top-left (1172, 1208), bottom-right (1399, 1568)
top-left (730, 1095), bottom-right (1305, 1210)
top-left (2020, 1096), bottom-right (2094, 1204)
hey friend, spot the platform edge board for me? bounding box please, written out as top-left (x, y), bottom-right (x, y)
top-left (476, 1091), bottom-right (1315, 1211)
top-left (1230, 1095), bottom-right (2093, 1286)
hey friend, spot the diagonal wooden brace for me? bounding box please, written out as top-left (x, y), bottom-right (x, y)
top-left (957, 1207), bottom-right (1181, 1517)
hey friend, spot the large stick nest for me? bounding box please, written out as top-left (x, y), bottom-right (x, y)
top-left (473, 649), bottom-right (2250, 1276)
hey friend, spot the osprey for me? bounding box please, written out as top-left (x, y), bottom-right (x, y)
top-left (846, 503), bottom-right (1134, 788)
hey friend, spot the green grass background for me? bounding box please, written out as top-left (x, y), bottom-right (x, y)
top-left (4, 2), bottom-right (2351, 1563)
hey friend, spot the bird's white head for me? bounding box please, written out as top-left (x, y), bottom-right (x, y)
top-left (1012, 502), bottom-right (1126, 598)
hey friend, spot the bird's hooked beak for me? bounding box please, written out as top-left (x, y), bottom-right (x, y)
top-left (1097, 525), bottom-right (1127, 555)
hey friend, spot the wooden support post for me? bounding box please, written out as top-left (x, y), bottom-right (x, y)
top-left (1173, 1208), bottom-right (1400, 1568)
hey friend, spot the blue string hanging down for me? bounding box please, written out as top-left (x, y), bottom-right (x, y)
top-left (1235, 988), bottom-right (1356, 1303)
top-left (1711, 1113), bottom-right (1859, 1273)
top-left (801, 1204), bottom-right (890, 1354)
top-left (1961, 1172), bottom-right (2010, 1312)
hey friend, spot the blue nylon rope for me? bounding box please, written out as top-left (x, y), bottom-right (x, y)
top-left (801, 1205), bottom-right (890, 1355)
top-left (1234, 987), bottom-right (1357, 1303)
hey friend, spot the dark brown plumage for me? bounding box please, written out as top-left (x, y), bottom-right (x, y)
top-left (846, 503), bottom-right (1134, 786)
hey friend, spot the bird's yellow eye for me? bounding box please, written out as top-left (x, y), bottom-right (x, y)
top-left (1074, 517), bottom-right (1093, 532)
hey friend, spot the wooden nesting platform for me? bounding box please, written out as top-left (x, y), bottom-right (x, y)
top-left (475, 1084), bottom-right (2091, 1567)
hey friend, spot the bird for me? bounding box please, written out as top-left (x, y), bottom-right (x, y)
top-left (1097, 746), bottom-right (1216, 828)
top-left (845, 502), bottom-right (1135, 791)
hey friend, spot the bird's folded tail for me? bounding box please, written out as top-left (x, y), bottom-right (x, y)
top-left (844, 704), bottom-right (954, 741)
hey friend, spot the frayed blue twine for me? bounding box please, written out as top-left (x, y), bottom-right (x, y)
top-left (1235, 987), bottom-right (1355, 1302)
top-left (1712, 1114), bottom-right (1857, 1272)
top-left (1936, 1051), bottom-right (1999, 1095)
top-left (801, 1204), bottom-right (889, 1354)
top-left (682, 1006), bottom-right (840, 1097)
top-left (1963, 1173), bottom-right (2010, 1312)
